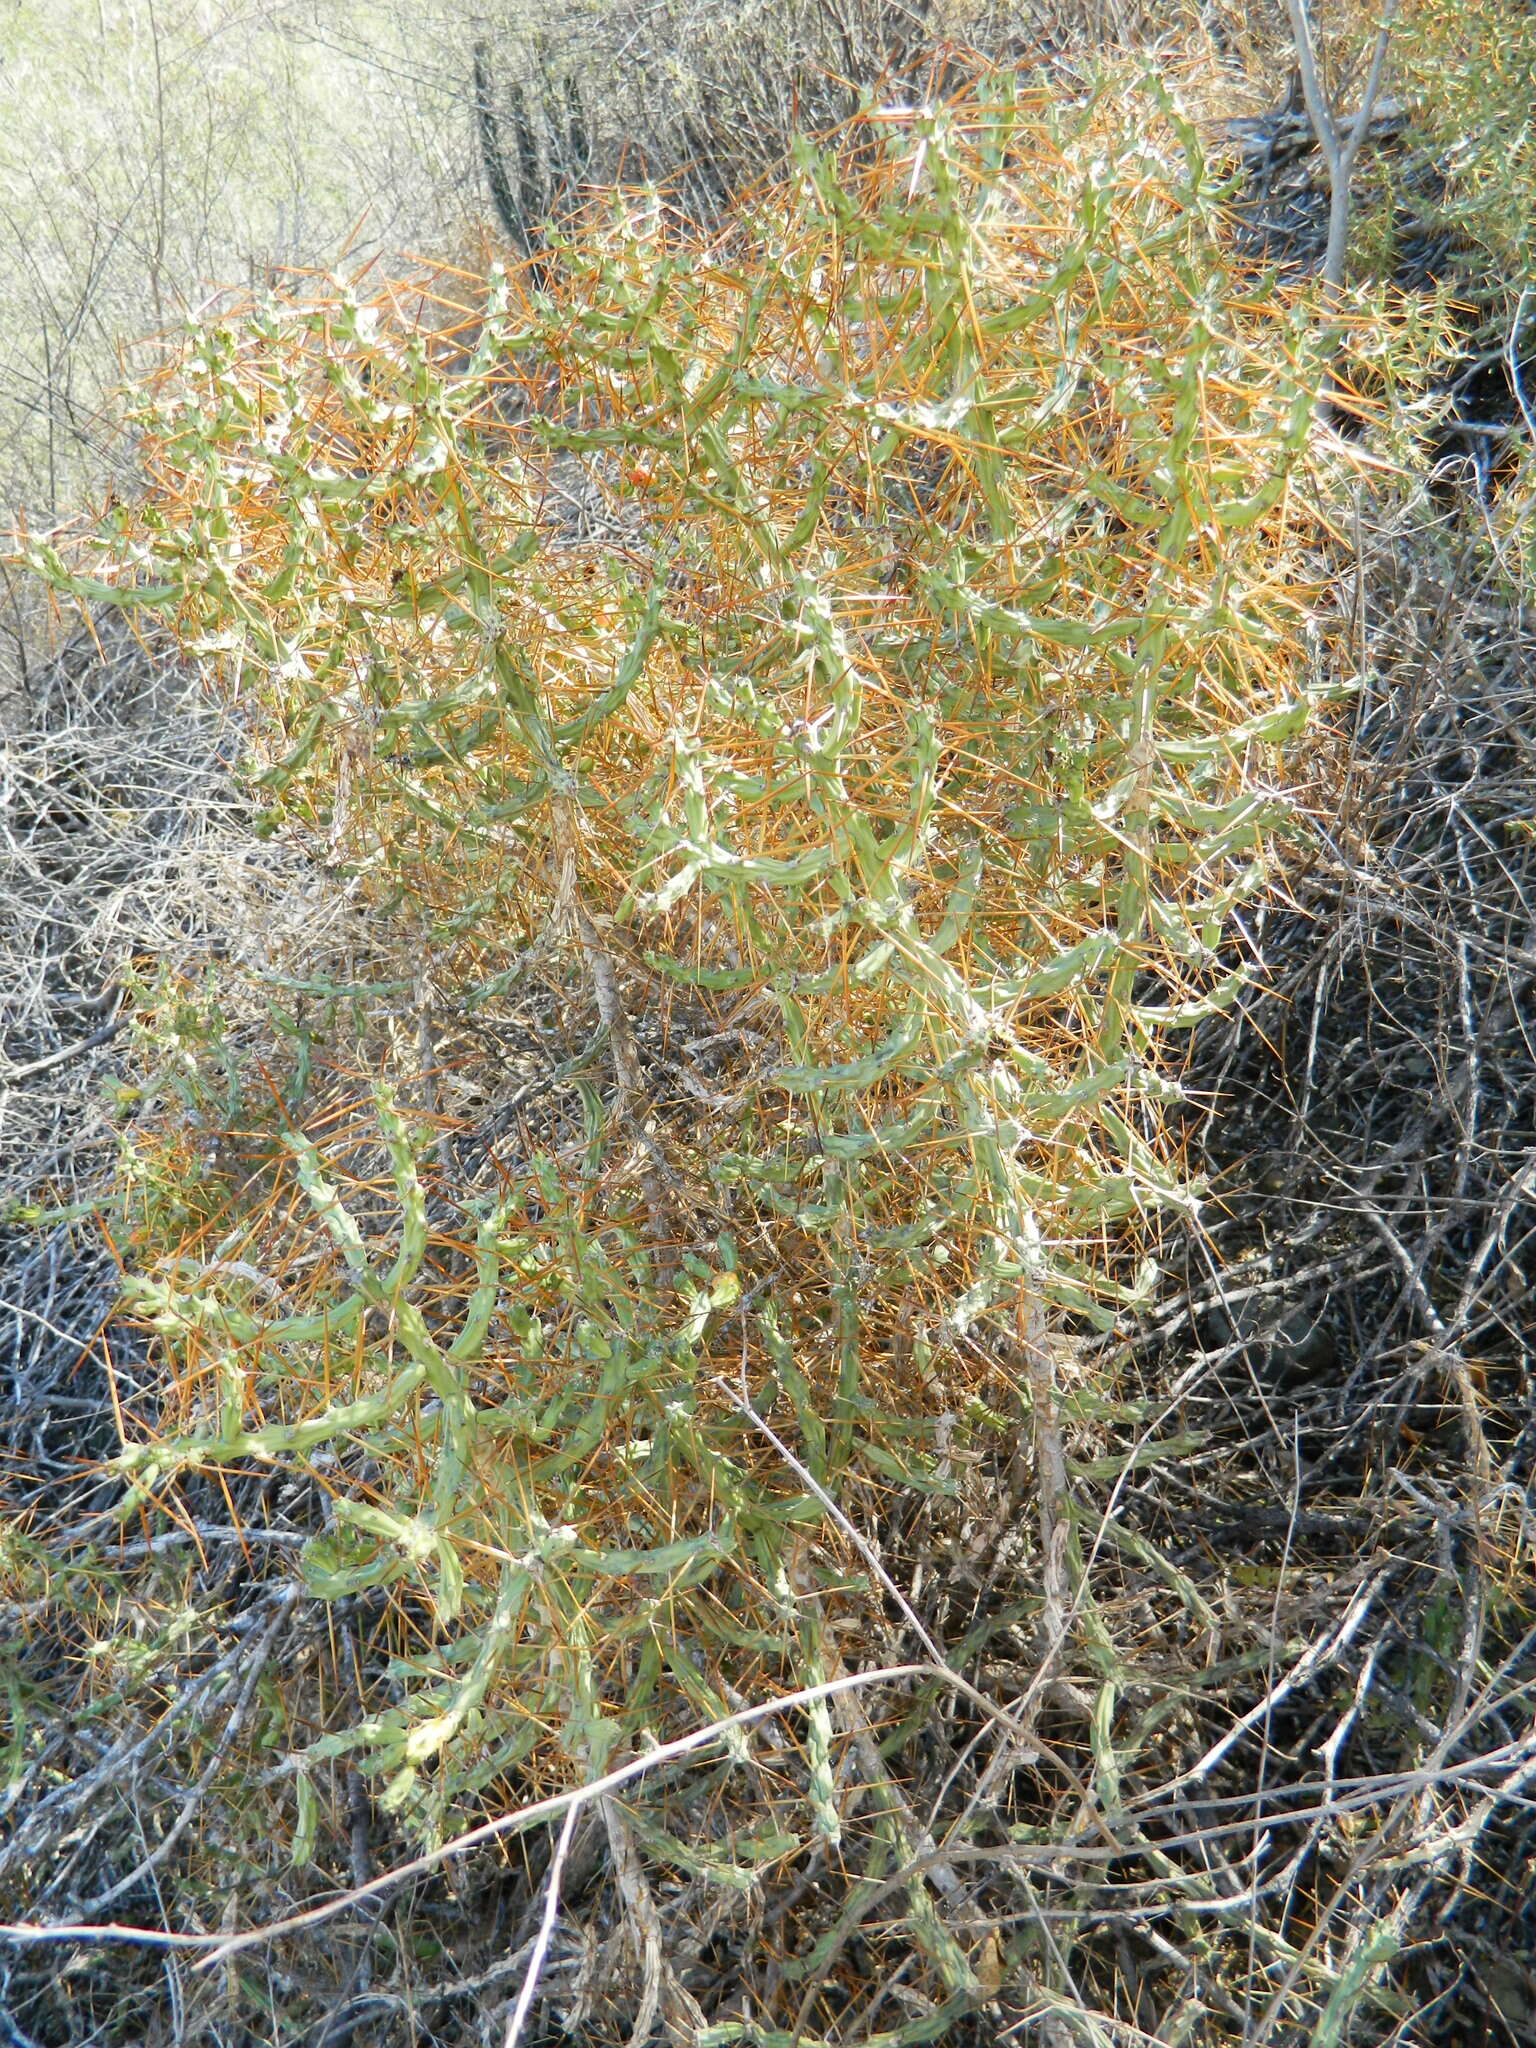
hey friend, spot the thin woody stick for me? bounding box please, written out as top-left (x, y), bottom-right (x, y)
top-left (0, 1665), bottom-right (935, 1963)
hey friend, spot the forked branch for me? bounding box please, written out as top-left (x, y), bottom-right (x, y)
top-left (1285, 0), bottom-right (1400, 291)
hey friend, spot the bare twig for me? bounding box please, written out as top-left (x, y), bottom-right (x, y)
top-left (0, 1667), bottom-right (935, 1960)
top-left (0, 1009), bottom-right (120, 1085)
top-left (501, 1801), bottom-right (579, 2048)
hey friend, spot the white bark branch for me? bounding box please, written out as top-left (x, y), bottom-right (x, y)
top-left (1285, 0), bottom-right (1400, 292)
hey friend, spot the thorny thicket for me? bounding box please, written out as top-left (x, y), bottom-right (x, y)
top-left (3, 27), bottom-right (1536, 2048)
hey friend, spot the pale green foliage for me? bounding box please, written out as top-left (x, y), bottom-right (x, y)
top-left (1396, 0), bottom-right (1536, 276)
top-left (34, 82), bottom-right (1344, 1864)
top-left (3, 16), bottom-right (1518, 2041)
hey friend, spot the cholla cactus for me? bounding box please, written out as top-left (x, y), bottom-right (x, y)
top-left (473, 39), bottom-right (591, 259)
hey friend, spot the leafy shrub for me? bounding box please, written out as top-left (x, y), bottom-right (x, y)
top-left (1382, 0), bottom-right (1536, 278)
top-left (27, 67), bottom-right (1350, 2027)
